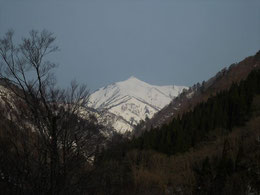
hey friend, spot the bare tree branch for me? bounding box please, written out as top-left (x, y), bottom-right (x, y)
top-left (0, 30), bottom-right (106, 194)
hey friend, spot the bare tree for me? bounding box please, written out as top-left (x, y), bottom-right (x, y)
top-left (0, 30), bottom-right (106, 194)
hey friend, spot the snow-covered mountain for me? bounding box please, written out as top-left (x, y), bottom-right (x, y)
top-left (88, 76), bottom-right (187, 133)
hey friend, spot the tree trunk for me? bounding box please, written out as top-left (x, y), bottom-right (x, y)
top-left (50, 117), bottom-right (59, 195)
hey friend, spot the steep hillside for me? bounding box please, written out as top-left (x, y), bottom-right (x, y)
top-left (92, 67), bottom-right (260, 195)
top-left (132, 69), bottom-right (260, 155)
top-left (146, 51), bottom-right (260, 130)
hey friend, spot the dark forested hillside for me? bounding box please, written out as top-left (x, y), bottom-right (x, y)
top-left (146, 51), bottom-right (260, 131)
top-left (132, 69), bottom-right (260, 155)
top-left (92, 68), bottom-right (260, 195)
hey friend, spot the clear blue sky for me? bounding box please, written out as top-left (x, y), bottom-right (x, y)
top-left (1, 0), bottom-right (259, 91)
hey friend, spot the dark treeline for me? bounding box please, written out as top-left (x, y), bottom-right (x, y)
top-left (131, 69), bottom-right (260, 155)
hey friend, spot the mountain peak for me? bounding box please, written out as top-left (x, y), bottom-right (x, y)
top-left (88, 77), bottom-right (187, 133)
top-left (128, 75), bottom-right (137, 79)
top-left (126, 76), bottom-right (142, 82)
top-left (118, 76), bottom-right (147, 87)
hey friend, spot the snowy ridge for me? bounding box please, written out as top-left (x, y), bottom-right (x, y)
top-left (0, 77), bottom-right (187, 134)
top-left (88, 76), bottom-right (187, 133)
top-left (0, 85), bottom-right (19, 120)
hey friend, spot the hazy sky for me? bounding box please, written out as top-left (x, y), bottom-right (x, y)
top-left (1, 0), bottom-right (259, 91)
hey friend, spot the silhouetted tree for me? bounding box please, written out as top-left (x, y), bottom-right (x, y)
top-left (0, 30), bottom-right (107, 194)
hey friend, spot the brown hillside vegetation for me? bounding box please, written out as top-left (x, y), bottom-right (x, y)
top-left (125, 96), bottom-right (260, 195)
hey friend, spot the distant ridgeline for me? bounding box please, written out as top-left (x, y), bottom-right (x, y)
top-left (131, 69), bottom-right (260, 155)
